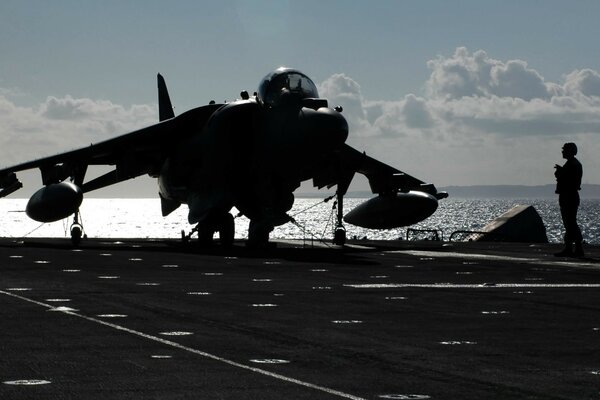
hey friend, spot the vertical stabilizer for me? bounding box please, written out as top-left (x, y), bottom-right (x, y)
top-left (157, 73), bottom-right (175, 121)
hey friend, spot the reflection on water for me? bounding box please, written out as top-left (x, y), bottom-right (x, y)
top-left (0, 198), bottom-right (598, 244)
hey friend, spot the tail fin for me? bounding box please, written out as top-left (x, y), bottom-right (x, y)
top-left (157, 73), bottom-right (175, 121)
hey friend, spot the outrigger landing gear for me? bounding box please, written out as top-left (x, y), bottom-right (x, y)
top-left (333, 190), bottom-right (346, 246)
top-left (70, 209), bottom-right (84, 247)
top-left (333, 226), bottom-right (346, 246)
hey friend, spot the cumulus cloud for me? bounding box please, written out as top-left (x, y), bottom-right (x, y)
top-left (318, 76), bottom-right (435, 138)
top-left (320, 47), bottom-right (600, 142)
top-left (317, 47), bottom-right (600, 185)
top-left (425, 48), bottom-right (559, 100)
top-left (402, 94), bottom-right (434, 129)
top-left (318, 73), bottom-right (372, 135)
top-left (0, 94), bottom-right (156, 167)
top-left (564, 69), bottom-right (600, 97)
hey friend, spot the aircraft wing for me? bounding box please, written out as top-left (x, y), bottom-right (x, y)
top-left (312, 144), bottom-right (445, 199)
top-left (0, 104), bottom-right (220, 197)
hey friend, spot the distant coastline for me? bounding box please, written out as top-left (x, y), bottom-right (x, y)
top-left (437, 184), bottom-right (600, 199)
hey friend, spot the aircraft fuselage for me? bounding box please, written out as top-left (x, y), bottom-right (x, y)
top-left (158, 96), bottom-right (349, 234)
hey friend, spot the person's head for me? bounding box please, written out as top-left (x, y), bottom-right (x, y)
top-left (562, 142), bottom-right (578, 159)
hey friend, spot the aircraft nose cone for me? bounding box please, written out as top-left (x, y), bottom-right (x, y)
top-left (300, 107), bottom-right (348, 148)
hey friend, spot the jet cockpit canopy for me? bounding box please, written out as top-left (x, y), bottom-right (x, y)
top-left (258, 68), bottom-right (319, 108)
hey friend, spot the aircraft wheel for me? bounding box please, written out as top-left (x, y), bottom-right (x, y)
top-left (333, 226), bottom-right (346, 246)
top-left (219, 213), bottom-right (235, 247)
top-left (71, 224), bottom-right (83, 247)
top-left (197, 225), bottom-right (214, 247)
top-left (247, 220), bottom-right (271, 248)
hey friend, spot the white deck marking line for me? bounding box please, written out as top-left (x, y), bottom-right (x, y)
top-left (388, 250), bottom-right (600, 269)
top-left (0, 289), bottom-right (366, 400)
top-left (389, 250), bottom-right (531, 262)
top-left (345, 283), bottom-right (600, 289)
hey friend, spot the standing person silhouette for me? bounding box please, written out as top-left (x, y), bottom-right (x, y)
top-left (554, 142), bottom-right (584, 257)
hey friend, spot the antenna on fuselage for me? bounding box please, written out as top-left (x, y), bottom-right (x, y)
top-left (157, 73), bottom-right (175, 121)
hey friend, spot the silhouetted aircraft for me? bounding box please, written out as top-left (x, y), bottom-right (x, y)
top-left (0, 68), bottom-right (447, 246)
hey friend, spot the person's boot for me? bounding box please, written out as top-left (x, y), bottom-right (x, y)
top-left (554, 244), bottom-right (573, 257)
top-left (573, 242), bottom-right (584, 257)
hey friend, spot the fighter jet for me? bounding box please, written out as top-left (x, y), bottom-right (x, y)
top-left (0, 68), bottom-right (447, 246)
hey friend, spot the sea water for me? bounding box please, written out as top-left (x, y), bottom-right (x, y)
top-left (0, 198), bottom-right (598, 244)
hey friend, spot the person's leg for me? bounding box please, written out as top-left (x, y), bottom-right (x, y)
top-left (556, 196), bottom-right (573, 256)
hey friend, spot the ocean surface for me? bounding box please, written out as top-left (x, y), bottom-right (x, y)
top-left (0, 197), bottom-right (598, 244)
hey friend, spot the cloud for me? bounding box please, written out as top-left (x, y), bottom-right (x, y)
top-left (0, 95), bottom-right (157, 167)
top-left (319, 47), bottom-right (600, 141)
top-left (425, 48), bottom-right (558, 100)
top-left (402, 94), bottom-right (434, 129)
top-left (318, 76), bottom-right (435, 138)
top-left (564, 69), bottom-right (600, 97)
top-left (317, 47), bottom-right (600, 185)
top-left (426, 49), bottom-right (600, 138)
top-left (318, 73), bottom-right (372, 135)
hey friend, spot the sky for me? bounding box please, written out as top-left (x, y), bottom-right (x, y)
top-left (1, 0), bottom-right (600, 197)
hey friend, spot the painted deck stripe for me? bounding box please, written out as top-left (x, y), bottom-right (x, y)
top-left (345, 283), bottom-right (600, 289)
top-left (389, 250), bottom-right (600, 268)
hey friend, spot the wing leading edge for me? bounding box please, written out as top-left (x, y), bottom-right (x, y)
top-left (0, 103), bottom-right (220, 197)
top-left (313, 143), bottom-right (447, 199)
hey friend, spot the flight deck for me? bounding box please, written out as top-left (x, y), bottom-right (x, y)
top-left (1, 238), bottom-right (599, 399)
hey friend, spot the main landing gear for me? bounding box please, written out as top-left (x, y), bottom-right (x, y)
top-left (181, 212), bottom-right (235, 247)
top-left (247, 219), bottom-right (275, 249)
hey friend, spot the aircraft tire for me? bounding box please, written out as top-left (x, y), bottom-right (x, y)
top-left (247, 220), bottom-right (271, 248)
top-left (71, 224), bottom-right (83, 247)
top-left (197, 225), bottom-right (214, 247)
top-left (333, 226), bottom-right (346, 246)
top-left (219, 213), bottom-right (235, 247)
